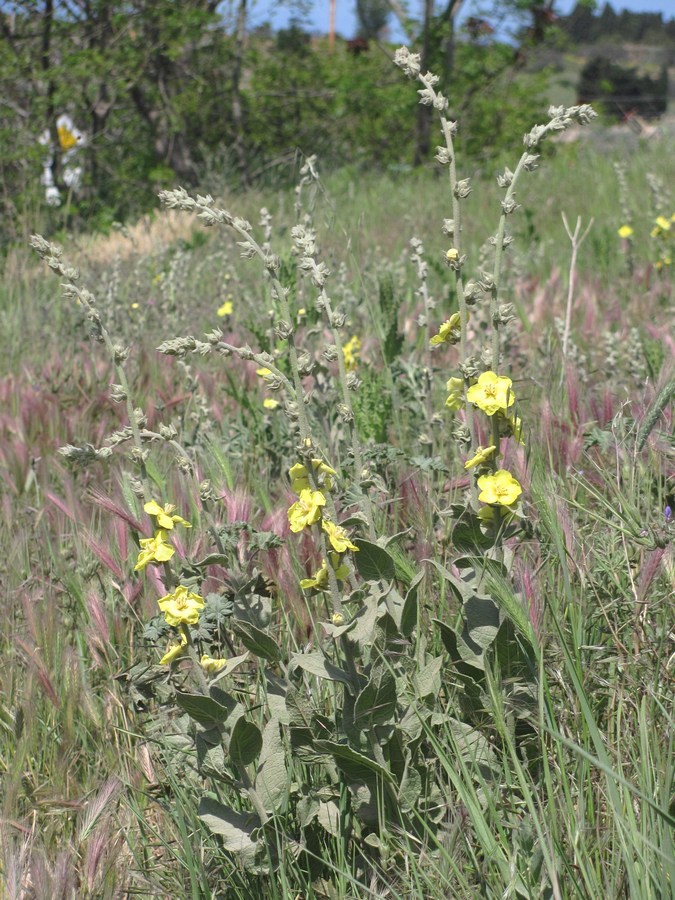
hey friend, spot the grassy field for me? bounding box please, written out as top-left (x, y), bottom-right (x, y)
top-left (1, 97), bottom-right (673, 900)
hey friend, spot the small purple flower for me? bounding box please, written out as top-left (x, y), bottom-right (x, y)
top-left (666, 505), bottom-right (672, 523)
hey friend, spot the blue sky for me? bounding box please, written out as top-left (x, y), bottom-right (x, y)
top-left (250, 0), bottom-right (674, 40)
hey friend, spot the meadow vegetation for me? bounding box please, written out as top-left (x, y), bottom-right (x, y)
top-left (1, 40), bottom-right (674, 900)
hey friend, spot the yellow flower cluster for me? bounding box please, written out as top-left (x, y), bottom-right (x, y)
top-left (57, 124), bottom-right (78, 151)
top-left (651, 213), bottom-right (674, 269)
top-left (135, 499), bottom-right (191, 571)
top-left (342, 336), bottom-right (361, 371)
top-left (466, 371), bottom-right (514, 416)
top-left (289, 459), bottom-right (337, 493)
top-left (448, 372), bottom-right (526, 514)
top-left (285, 461), bottom-right (359, 593)
top-left (288, 489), bottom-right (326, 532)
top-left (430, 313), bottom-right (461, 346)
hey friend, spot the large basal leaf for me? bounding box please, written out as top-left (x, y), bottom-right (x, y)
top-left (209, 651), bottom-right (250, 685)
top-left (254, 718), bottom-right (288, 813)
top-left (461, 593), bottom-right (502, 659)
top-left (289, 651), bottom-right (354, 689)
top-left (174, 691), bottom-right (230, 727)
top-left (229, 717), bottom-right (263, 766)
top-left (353, 539), bottom-right (396, 582)
top-left (317, 800), bottom-right (341, 837)
top-left (386, 572), bottom-right (422, 637)
top-left (425, 559), bottom-right (475, 605)
top-left (433, 618), bottom-right (485, 679)
top-left (414, 655), bottom-right (444, 700)
top-left (353, 667), bottom-right (397, 729)
top-left (313, 740), bottom-right (394, 785)
top-left (198, 796), bottom-right (259, 865)
top-left (231, 621), bottom-right (280, 662)
top-left (398, 759), bottom-right (422, 813)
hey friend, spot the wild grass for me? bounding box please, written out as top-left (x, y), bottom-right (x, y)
top-left (1, 103), bottom-right (673, 899)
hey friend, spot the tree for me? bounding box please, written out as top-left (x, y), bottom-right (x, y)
top-left (356, 0), bottom-right (391, 39)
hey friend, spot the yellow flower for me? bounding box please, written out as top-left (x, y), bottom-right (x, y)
top-left (158, 584), bottom-right (205, 626)
top-left (477, 505), bottom-right (514, 525)
top-left (297, 307), bottom-right (307, 316)
top-left (201, 654), bottom-right (228, 674)
top-left (342, 336), bottom-right (361, 372)
top-left (466, 371), bottom-right (515, 416)
top-left (617, 225), bottom-right (633, 239)
top-left (446, 247), bottom-right (459, 261)
top-left (655, 216), bottom-right (671, 231)
top-left (477, 469), bottom-right (522, 506)
top-left (331, 613), bottom-right (345, 625)
top-left (217, 300), bottom-right (233, 317)
top-left (131, 302), bottom-right (140, 310)
top-left (256, 367), bottom-right (272, 377)
top-left (288, 489), bottom-right (326, 532)
top-left (134, 530), bottom-right (175, 571)
top-left (263, 398), bottom-right (280, 410)
top-left (300, 560), bottom-right (330, 590)
top-left (289, 459), bottom-right (337, 494)
top-left (464, 445), bottom-right (497, 469)
top-left (57, 124), bottom-right (78, 151)
top-left (445, 376), bottom-right (464, 411)
top-left (322, 519), bottom-right (359, 553)
top-left (301, 554), bottom-right (349, 590)
top-left (144, 500), bottom-right (192, 531)
top-left (159, 631), bottom-right (188, 665)
top-left (430, 313), bottom-right (461, 346)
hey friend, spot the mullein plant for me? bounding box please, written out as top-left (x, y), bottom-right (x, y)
top-left (30, 51), bottom-right (599, 892)
top-left (394, 46), bottom-right (596, 555)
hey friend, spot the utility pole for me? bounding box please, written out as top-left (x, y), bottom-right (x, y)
top-left (329, 0), bottom-right (336, 49)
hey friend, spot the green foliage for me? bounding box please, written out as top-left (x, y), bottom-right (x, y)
top-left (352, 365), bottom-right (393, 443)
top-left (579, 57), bottom-right (668, 119)
top-left (3, 50), bottom-right (674, 899)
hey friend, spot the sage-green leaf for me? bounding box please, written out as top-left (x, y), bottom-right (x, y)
top-left (174, 691), bottom-right (229, 727)
top-left (232, 620), bottom-right (280, 662)
top-left (398, 761), bottom-right (422, 812)
top-left (461, 593), bottom-right (502, 659)
top-left (209, 651), bottom-right (250, 684)
top-left (198, 796), bottom-right (259, 864)
top-left (354, 668), bottom-right (397, 728)
top-left (255, 718), bottom-right (287, 812)
top-left (353, 538), bottom-right (396, 581)
top-left (401, 571), bottom-right (422, 637)
top-left (317, 800), bottom-right (341, 837)
top-left (289, 651), bottom-right (353, 688)
top-left (414, 655), bottom-right (444, 700)
top-left (313, 740), bottom-right (394, 784)
top-left (433, 618), bottom-right (485, 678)
top-left (229, 717), bottom-right (263, 766)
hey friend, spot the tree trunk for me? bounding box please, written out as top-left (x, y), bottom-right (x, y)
top-left (413, 0), bottom-right (434, 166)
top-left (231, 0), bottom-right (250, 187)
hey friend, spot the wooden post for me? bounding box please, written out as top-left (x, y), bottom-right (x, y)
top-left (329, 0), bottom-right (336, 50)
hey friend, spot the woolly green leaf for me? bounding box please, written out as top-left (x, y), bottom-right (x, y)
top-left (254, 718), bottom-right (287, 812)
top-left (313, 740), bottom-right (395, 784)
top-left (414, 655), bottom-right (444, 699)
top-left (198, 796), bottom-right (259, 863)
top-left (289, 651), bottom-right (353, 688)
top-left (354, 667), bottom-right (397, 728)
top-left (353, 539), bottom-right (396, 581)
top-left (232, 621), bottom-right (279, 662)
top-left (174, 691), bottom-right (229, 727)
top-left (229, 717), bottom-right (263, 766)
